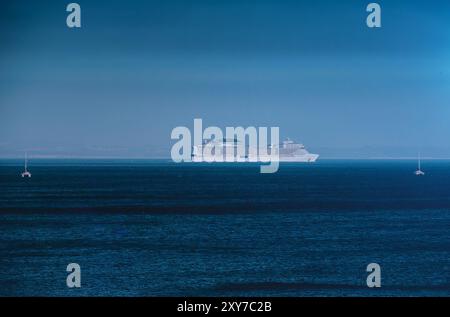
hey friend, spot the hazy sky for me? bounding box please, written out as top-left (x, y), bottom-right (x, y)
top-left (1, 0), bottom-right (450, 158)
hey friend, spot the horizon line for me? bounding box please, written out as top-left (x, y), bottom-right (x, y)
top-left (0, 156), bottom-right (449, 160)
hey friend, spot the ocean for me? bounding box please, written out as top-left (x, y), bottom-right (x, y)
top-left (0, 159), bottom-right (449, 296)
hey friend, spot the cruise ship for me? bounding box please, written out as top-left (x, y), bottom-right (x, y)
top-left (191, 138), bottom-right (319, 162)
top-left (273, 138), bottom-right (319, 162)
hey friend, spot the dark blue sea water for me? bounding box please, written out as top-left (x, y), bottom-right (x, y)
top-left (0, 159), bottom-right (449, 296)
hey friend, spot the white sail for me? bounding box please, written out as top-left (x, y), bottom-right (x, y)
top-left (21, 151), bottom-right (32, 178)
top-left (415, 152), bottom-right (425, 176)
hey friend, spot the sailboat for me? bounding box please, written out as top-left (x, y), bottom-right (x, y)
top-left (414, 153), bottom-right (425, 176)
top-left (21, 152), bottom-right (32, 178)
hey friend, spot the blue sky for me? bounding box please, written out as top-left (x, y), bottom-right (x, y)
top-left (1, 0), bottom-right (450, 158)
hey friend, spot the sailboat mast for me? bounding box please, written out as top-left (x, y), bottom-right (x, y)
top-left (25, 152), bottom-right (28, 171)
top-left (418, 152), bottom-right (421, 170)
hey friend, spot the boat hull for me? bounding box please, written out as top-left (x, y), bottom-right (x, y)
top-left (191, 154), bottom-right (319, 163)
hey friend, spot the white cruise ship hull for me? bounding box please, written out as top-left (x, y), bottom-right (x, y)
top-left (271, 154), bottom-right (319, 162)
top-left (191, 154), bottom-right (319, 163)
